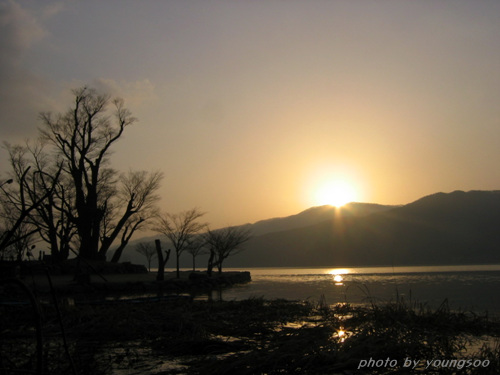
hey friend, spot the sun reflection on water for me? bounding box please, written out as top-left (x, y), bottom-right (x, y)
top-left (333, 274), bottom-right (343, 283)
top-left (328, 268), bottom-right (351, 286)
top-left (337, 329), bottom-right (345, 338)
top-left (333, 327), bottom-right (350, 343)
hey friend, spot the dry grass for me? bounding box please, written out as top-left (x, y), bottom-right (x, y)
top-left (1, 293), bottom-right (500, 374)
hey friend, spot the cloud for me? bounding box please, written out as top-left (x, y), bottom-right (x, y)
top-left (0, 1), bottom-right (56, 139)
top-left (0, 0), bottom-right (47, 64)
top-left (0, 2), bottom-right (166, 141)
top-left (41, 1), bottom-right (65, 19)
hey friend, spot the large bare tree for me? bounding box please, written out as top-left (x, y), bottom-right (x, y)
top-left (153, 208), bottom-right (206, 278)
top-left (38, 86), bottom-right (161, 261)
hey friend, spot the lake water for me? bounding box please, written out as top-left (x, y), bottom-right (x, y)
top-left (212, 265), bottom-right (500, 316)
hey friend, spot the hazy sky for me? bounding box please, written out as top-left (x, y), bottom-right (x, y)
top-left (2, 0), bottom-right (500, 228)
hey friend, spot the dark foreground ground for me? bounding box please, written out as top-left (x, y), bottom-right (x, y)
top-left (1, 285), bottom-right (500, 375)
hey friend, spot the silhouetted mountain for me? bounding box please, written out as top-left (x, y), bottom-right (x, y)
top-left (225, 190), bottom-right (500, 267)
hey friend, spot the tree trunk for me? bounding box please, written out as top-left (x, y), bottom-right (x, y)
top-left (75, 189), bottom-right (103, 260)
top-left (176, 250), bottom-right (180, 279)
top-left (207, 250), bottom-right (215, 277)
top-left (155, 240), bottom-right (170, 281)
top-left (77, 215), bottom-right (100, 260)
top-left (156, 239), bottom-right (165, 281)
top-left (110, 245), bottom-right (124, 263)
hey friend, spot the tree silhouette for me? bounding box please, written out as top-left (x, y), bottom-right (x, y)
top-left (153, 208), bottom-right (206, 278)
top-left (38, 86), bottom-right (161, 261)
top-left (185, 234), bottom-right (207, 271)
top-left (3, 142), bottom-right (76, 261)
top-left (205, 226), bottom-right (251, 274)
top-left (134, 242), bottom-right (156, 271)
top-left (1, 145), bottom-right (61, 257)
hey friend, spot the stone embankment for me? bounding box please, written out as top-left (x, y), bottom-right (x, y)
top-left (77, 271), bottom-right (252, 294)
top-left (24, 270), bottom-right (251, 296)
top-left (2, 260), bottom-right (251, 296)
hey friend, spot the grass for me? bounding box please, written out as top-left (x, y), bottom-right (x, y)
top-left (1, 292), bottom-right (500, 374)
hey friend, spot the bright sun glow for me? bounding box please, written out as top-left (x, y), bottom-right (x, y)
top-left (314, 180), bottom-right (357, 207)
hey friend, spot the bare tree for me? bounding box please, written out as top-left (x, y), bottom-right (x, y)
top-left (153, 208), bottom-right (206, 278)
top-left (38, 86), bottom-right (161, 261)
top-left (0, 219), bottom-right (37, 261)
top-left (205, 226), bottom-right (252, 274)
top-left (39, 86), bottom-right (135, 260)
top-left (185, 234), bottom-right (207, 271)
top-left (0, 145), bottom-right (61, 256)
top-left (3, 141), bottom-right (77, 261)
top-left (134, 242), bottom-right (156, 271)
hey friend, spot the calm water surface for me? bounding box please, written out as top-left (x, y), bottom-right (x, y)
top-left (217, 265), bottom-right (500, 315)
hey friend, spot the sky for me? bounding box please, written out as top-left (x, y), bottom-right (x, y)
top-left (1, 0), bottom-right (500, 229)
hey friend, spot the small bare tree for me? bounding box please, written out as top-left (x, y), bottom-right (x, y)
top-left (153, 208), bottom-right (206, 278)
top-left (205, 226), bottom-right (251, 275)
top-left (134, 242), bottom-right (156, 271)
top-left (185, 234), bottom-right (207, 271)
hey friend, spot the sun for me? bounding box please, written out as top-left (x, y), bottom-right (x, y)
top-left (314, 180), bottom-right (357, 208)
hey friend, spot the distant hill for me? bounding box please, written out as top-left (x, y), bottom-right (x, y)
top-left (225, 190), bottom-right (500, 267)
top-left (120, 190), bottom-right (500, 268)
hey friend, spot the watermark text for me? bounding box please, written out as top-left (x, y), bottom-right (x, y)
top-left (357, 357), bottom-right (490, 370)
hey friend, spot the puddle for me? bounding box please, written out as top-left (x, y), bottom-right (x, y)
top-left (91, 341), bottom-right (190, 375)
top-left (331, 327), bottom-right (353, 343)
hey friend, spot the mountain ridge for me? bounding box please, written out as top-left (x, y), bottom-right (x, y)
top-left (226, 190), bottom-right (500, 268)
top-left (238, 202), bottom-right (396, 236)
